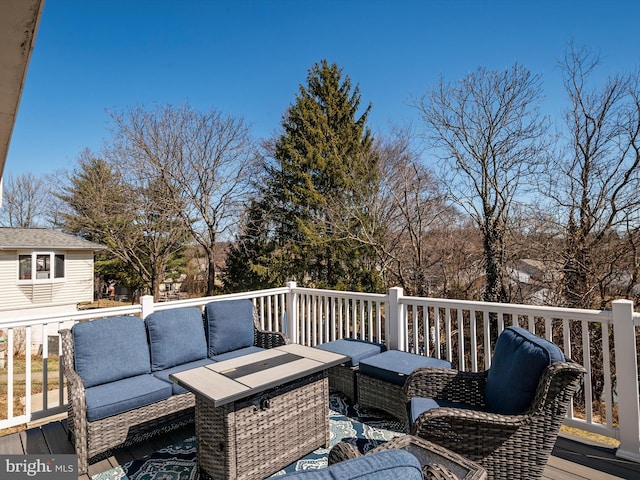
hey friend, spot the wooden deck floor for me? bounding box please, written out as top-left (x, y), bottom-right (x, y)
top-left (1, 418), bottom-right (639, 479)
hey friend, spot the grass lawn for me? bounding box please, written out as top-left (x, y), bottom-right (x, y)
top-left (0, 355), bottom-right (62, 436)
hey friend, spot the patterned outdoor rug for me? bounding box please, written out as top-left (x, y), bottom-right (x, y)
top-left (91, 394), bottom-right (405, 480)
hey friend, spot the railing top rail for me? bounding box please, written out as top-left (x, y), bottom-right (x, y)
top-left (0, 305), bottom-right (142, 328)
top-left (151, 287), bottom-right (291, 312)
top-left (400, 295), bottom-right (613, 323)
top-left (292, 286), bottom-right (388, 302)
top-left (0, 288), bottom-right (292, 328)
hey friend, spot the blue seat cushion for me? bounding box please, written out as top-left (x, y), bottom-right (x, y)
top-left (409, 397), bottom-right (482, 425)
top-left (146, 307), bottom-right (208, 371)
top-left (85, 374), bottom-right (172, 421)
top-left (279, 449), bottom-right (422, 479)
top-left (359, 350), bottom-right (452, 386)
top-left (484, 326), bottom-right (565, 415)
top-left (72, 316), bottom-right (151, 388)
top-left (315, 339), bottom-right (386, 367)
top-left (209, 346), bottom-right (265, 362)
top-left (153, 358), bottom-right (217, 394)
top-left (204, 299), bottom-right (255, 356)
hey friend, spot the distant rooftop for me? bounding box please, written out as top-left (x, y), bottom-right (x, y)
top-left (0, 227), bottom-right (106, 251)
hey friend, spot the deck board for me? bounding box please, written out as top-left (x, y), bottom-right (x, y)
top-left (0, 430), bottom-right (23, 454)
top-left (41, 421), bottom-right (75, 454)
top-left (552, 435), bottom-right (640, 479)
top-left (544, 455), bottom-right (622, 480)
top-left (23, 426), bottom-right (51, 454)
top-left (86, 458), bottom-right (115, 478)
top-left (1, 420), bottom-right (639, 479)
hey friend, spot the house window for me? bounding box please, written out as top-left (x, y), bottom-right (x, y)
top-left (55, 254), bottom-right (65, 278)
top-left (18, 253), bottom-right (65, 282)
top-left (19, 255), bottom-right (32, 280)
top-left (36, 254), bottom-right (50, 279)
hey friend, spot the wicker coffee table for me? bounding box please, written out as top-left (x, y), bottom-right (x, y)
top-left (170, 344), bottom-right (348, 480)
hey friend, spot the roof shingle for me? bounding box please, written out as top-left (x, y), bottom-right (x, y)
top-left (0, 228), bottom-right (106, 251)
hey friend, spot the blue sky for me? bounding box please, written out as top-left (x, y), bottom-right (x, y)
top-left (6, 0), bottom-right (640, 177)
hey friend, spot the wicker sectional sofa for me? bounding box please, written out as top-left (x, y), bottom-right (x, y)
top-left (60, 299), bottom-right (289, 475)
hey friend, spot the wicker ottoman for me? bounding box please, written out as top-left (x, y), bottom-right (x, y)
top-left (315, 338), bottom-right (386, 402)
top-left (357, 350), bottom-right (451, 424)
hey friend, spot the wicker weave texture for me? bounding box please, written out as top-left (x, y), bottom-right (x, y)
top-left (356, 372), bottom-right (409, 426)
top-left (408, 361), bottom-right (586, 480)
top-left (60, 328), bottom-right (197, 475)
top-left (253, 313), bottom-right (290, 348)
top-left (60, 310), bottom-right (290, 476)
top-left (329, 435), bottom-right (486, 480)
top-left (195, 374), bottom-right (329, 480)
top-left (367, 435), bottom-right (486, 480)
top-left (423, 463), bottom-right (462, 480)
top-left (327, 365), bottom-right (357, 401)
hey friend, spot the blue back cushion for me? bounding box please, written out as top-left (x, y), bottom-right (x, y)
top-left (204, 299), bottom-right (255, 356)
top-left (484, 326), bottom-right (565, 414)
top-left (145, 307), bottom-right (207, 371)
top-left (72, 316), bottom-right (151, 388)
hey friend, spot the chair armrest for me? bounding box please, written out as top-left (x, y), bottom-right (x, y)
top-left (405, 368), bottom-right (487, 406)
top-left (64, 360), bottom-right (88, 423)
top-left (59, 329), bottom-right (88, 443)
top-left (254, 328), bottom-right (290, 348)
top-left (252, 315), bottom-right (290, 348)
top-left (411, 406), bottom-right (529, 458)
top-left (327, 442), bottom-right (362, 465)
top-left (529, 360), bottom-right (586, 413)
top-left (423, 463), bottom-right (460, 480)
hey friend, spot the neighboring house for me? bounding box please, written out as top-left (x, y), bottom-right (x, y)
top-left (507, 258), bottom-right (563, 305)
top-left (0, 228), bottom-right (106, 332)
top-left (509, 259), bottom-right (547, 285)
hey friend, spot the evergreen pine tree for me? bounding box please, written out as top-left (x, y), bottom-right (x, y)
top-left (225, 60), bottom-right (382, 291)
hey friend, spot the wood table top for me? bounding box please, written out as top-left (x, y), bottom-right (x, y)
top-left (169, 343), bottom-right (348, 407)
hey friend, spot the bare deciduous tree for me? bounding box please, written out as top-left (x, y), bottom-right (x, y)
top-left (0, 172), bottom-right (50, 227)
top-left (548, 44), bottom-right (640, 309)
top-left (415, 64), bottom-right (550, 302)
top-left (58, 150), bottom-right (188, 301)
top-left (373, 127), bottom-right (451, 296)
top-left (319, 126), bottom-right (452, 295)
top-left (109, 104), bottom-right (255, 296)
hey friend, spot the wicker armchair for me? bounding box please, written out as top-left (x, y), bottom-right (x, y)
top-left (405, 327), bottom-right (586, 480)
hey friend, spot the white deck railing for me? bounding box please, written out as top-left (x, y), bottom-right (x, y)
top-left (1, 282), bottom-right (638, 462)
top-left (0, 287), bottom-right (288, 429)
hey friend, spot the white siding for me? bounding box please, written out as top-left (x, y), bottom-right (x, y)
top-left (0, 250), bottom-right (96, 318)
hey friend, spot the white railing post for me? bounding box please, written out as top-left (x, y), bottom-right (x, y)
top-left (286, 282), bottom-right (299, 344)
top-left (612, 299), bottom-right (640, 462)
top-left (140, 295), bottom-right (155, 319)
top-left (388, 287), bottom-right (405, 351)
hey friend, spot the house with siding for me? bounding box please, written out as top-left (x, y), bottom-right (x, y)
top-left (0, 228), bottom-right (105, 327)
